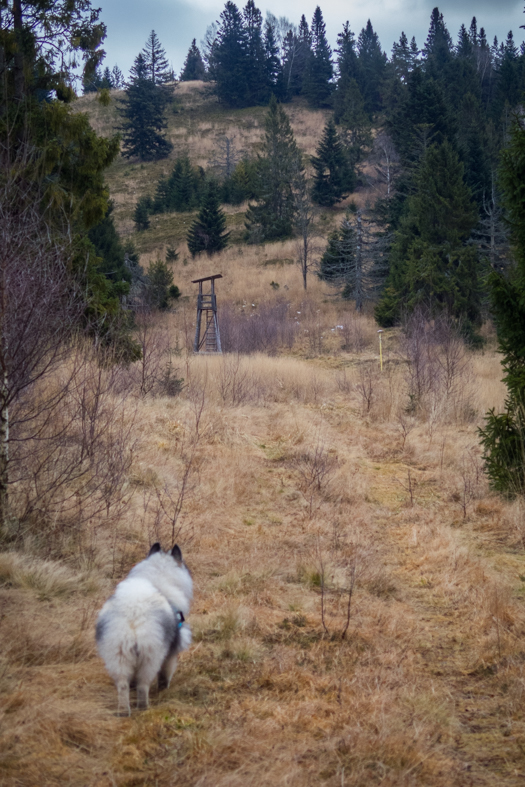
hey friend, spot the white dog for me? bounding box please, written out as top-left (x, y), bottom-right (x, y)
top-left (96, 543), bottom-right (192, 715)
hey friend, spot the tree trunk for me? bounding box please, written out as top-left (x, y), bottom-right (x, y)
top-left (0, 7), bottom-right (6, 117)
top-left (355, 211), bottom-right (363, 312)
top-left (13, 0), bottom-right (25, 102)
top-left (0, 382), bottom-right (8, 534)
top-left (0, 269), bottom-right (8, 532)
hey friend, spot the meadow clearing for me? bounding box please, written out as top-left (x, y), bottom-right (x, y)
top-left (1, 85), bottom-right (525, 787)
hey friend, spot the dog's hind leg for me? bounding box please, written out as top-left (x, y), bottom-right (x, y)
top-left (136, 683), bottom-right (150, 710)
top-left (117, 680), bottom-right (131, 716)
top-left (158, 653), bottom-right (178, 691)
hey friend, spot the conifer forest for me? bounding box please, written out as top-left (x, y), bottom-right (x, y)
top-left (4, 1), bottom-right (525, 785)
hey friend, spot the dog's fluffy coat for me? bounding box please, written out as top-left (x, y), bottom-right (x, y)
top-left (96, 543), bottom-right (192, 714)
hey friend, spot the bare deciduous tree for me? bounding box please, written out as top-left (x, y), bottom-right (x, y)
top-left (294, 175), bottom-right (321, 290)
top-left (0, 161), bottom-right (84, 531)
top-left (208, 134), bottom-right (242, 179)
top-left (370, 131), bottom-right (400, 198)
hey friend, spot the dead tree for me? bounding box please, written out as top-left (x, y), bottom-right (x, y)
top-left (294, 175), bottom-right (320, 290)
top-left (371, 131), bottom-right (400, 199)
top-left (208, 134), bottom-right (242, 179)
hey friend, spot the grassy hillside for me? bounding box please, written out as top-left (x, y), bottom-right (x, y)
top-left (3, 328), bottom-right (525, 786)
top-left (1, 85), bottom-right (525, 787)
top-left (75, 83), bottom-right (369, 260)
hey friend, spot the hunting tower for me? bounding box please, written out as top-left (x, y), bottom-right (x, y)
top-left (192, 274), bottom-right (222, 353)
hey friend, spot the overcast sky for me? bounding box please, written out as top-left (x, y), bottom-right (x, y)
top-left (98, 0), bottom-right (525, 78)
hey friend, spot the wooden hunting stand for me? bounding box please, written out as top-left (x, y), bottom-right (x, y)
top-left (192, 274), bottom-right (223, 353)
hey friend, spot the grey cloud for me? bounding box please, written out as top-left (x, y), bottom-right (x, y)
top-left (100, 0), bottom-right (222, 75)
top-left (99, 0), bottom-right (525, 79)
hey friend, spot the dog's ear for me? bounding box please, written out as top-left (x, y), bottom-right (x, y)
top-left (148, 542), bottom-right (162, 557)
top-left (171, 544), bottom-right (182, 562)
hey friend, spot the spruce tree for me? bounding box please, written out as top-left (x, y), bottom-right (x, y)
top-left (281, 15), bottom-right (311, 98)
top-left (319, 217), bottom-right (355, 283)
top-left (320, 211), bottom-right (385, 310)
top-left (120, 53), bottom-right (173, 161)
top-left (187, 182), bottom-right (230, 256)
top-left (111, 65), bottom-right (124, 89)
top-left (147, 259), bottom-right (178, 309)
top-left (356, 20), bottom-right (387, 115)
top-left (134, 198), bottom-right (151, 231)
top-left (479, 119), bottom-right (525, 494)
top-left (456, 24), bottom-right (473, 60)
top-left (83, 67), bottom-right (102, 93)
top-left (264, 19), bottom-right (281, 96)
top-left (243, 0), bottom-right (268, 104)
top-left (180, 40), bottom-right (206, 80)
top-left (333, 77), bottom-right (371, 166)
top-left (214, 2), bottom-right (250, 107)
top-left (375, 141), bottom-right (480, 329)
top-left (335, 22), bottom-right (359, 83)
top-left (423, 7), bottom-right (453, 76)
top-left (101, 67), bottom-right (113, 88)
top-left (311, 118), bottom-right (355, 206)
top-left (333, 22), bottom-right (371, 164)
top-left (245, 96), bottom-right (303, 242)
top-left (386, 67), bottom-right (454, 165)
top-left (167, 157), bottom-right (201, 211)
top-left (392, 32), bottom-right (418, 81)
top-left (142, 30), bottom-right (172, 85)
top-left (303, 6), bottom-right (333, 107)
top-left (88, 202), bottom-right (131, 299)
top-left (492, 31), bottom-right (523, 122)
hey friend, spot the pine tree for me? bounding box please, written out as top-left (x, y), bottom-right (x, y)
top-left (479, 118), bottom-right (525, 493)
top-left (187, 182), bottom-right (230, 256)
top-left (142, 30), bottom-right (172, 85)
top-left (120, 53), bottom-right (173, 161)
top-left (214, 2), bottom-right (250, 107)
top-left (376, 141), bottom-right (480, 329)
top-left (311, 118), bottom-right (355, 206)
top-left (303, 6), bottom-right (333, 107)
top-left (245, 96), bottom-right (303, 242)
top-left (180, 39), bottom-right (206, 80)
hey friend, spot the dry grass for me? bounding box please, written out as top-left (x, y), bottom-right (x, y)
top-left (2, 83), bottom-right (524, 786)
top-left (75, 84), bottom-right (339, 238)
top-left (2, 318), bottom-right (525, 786)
